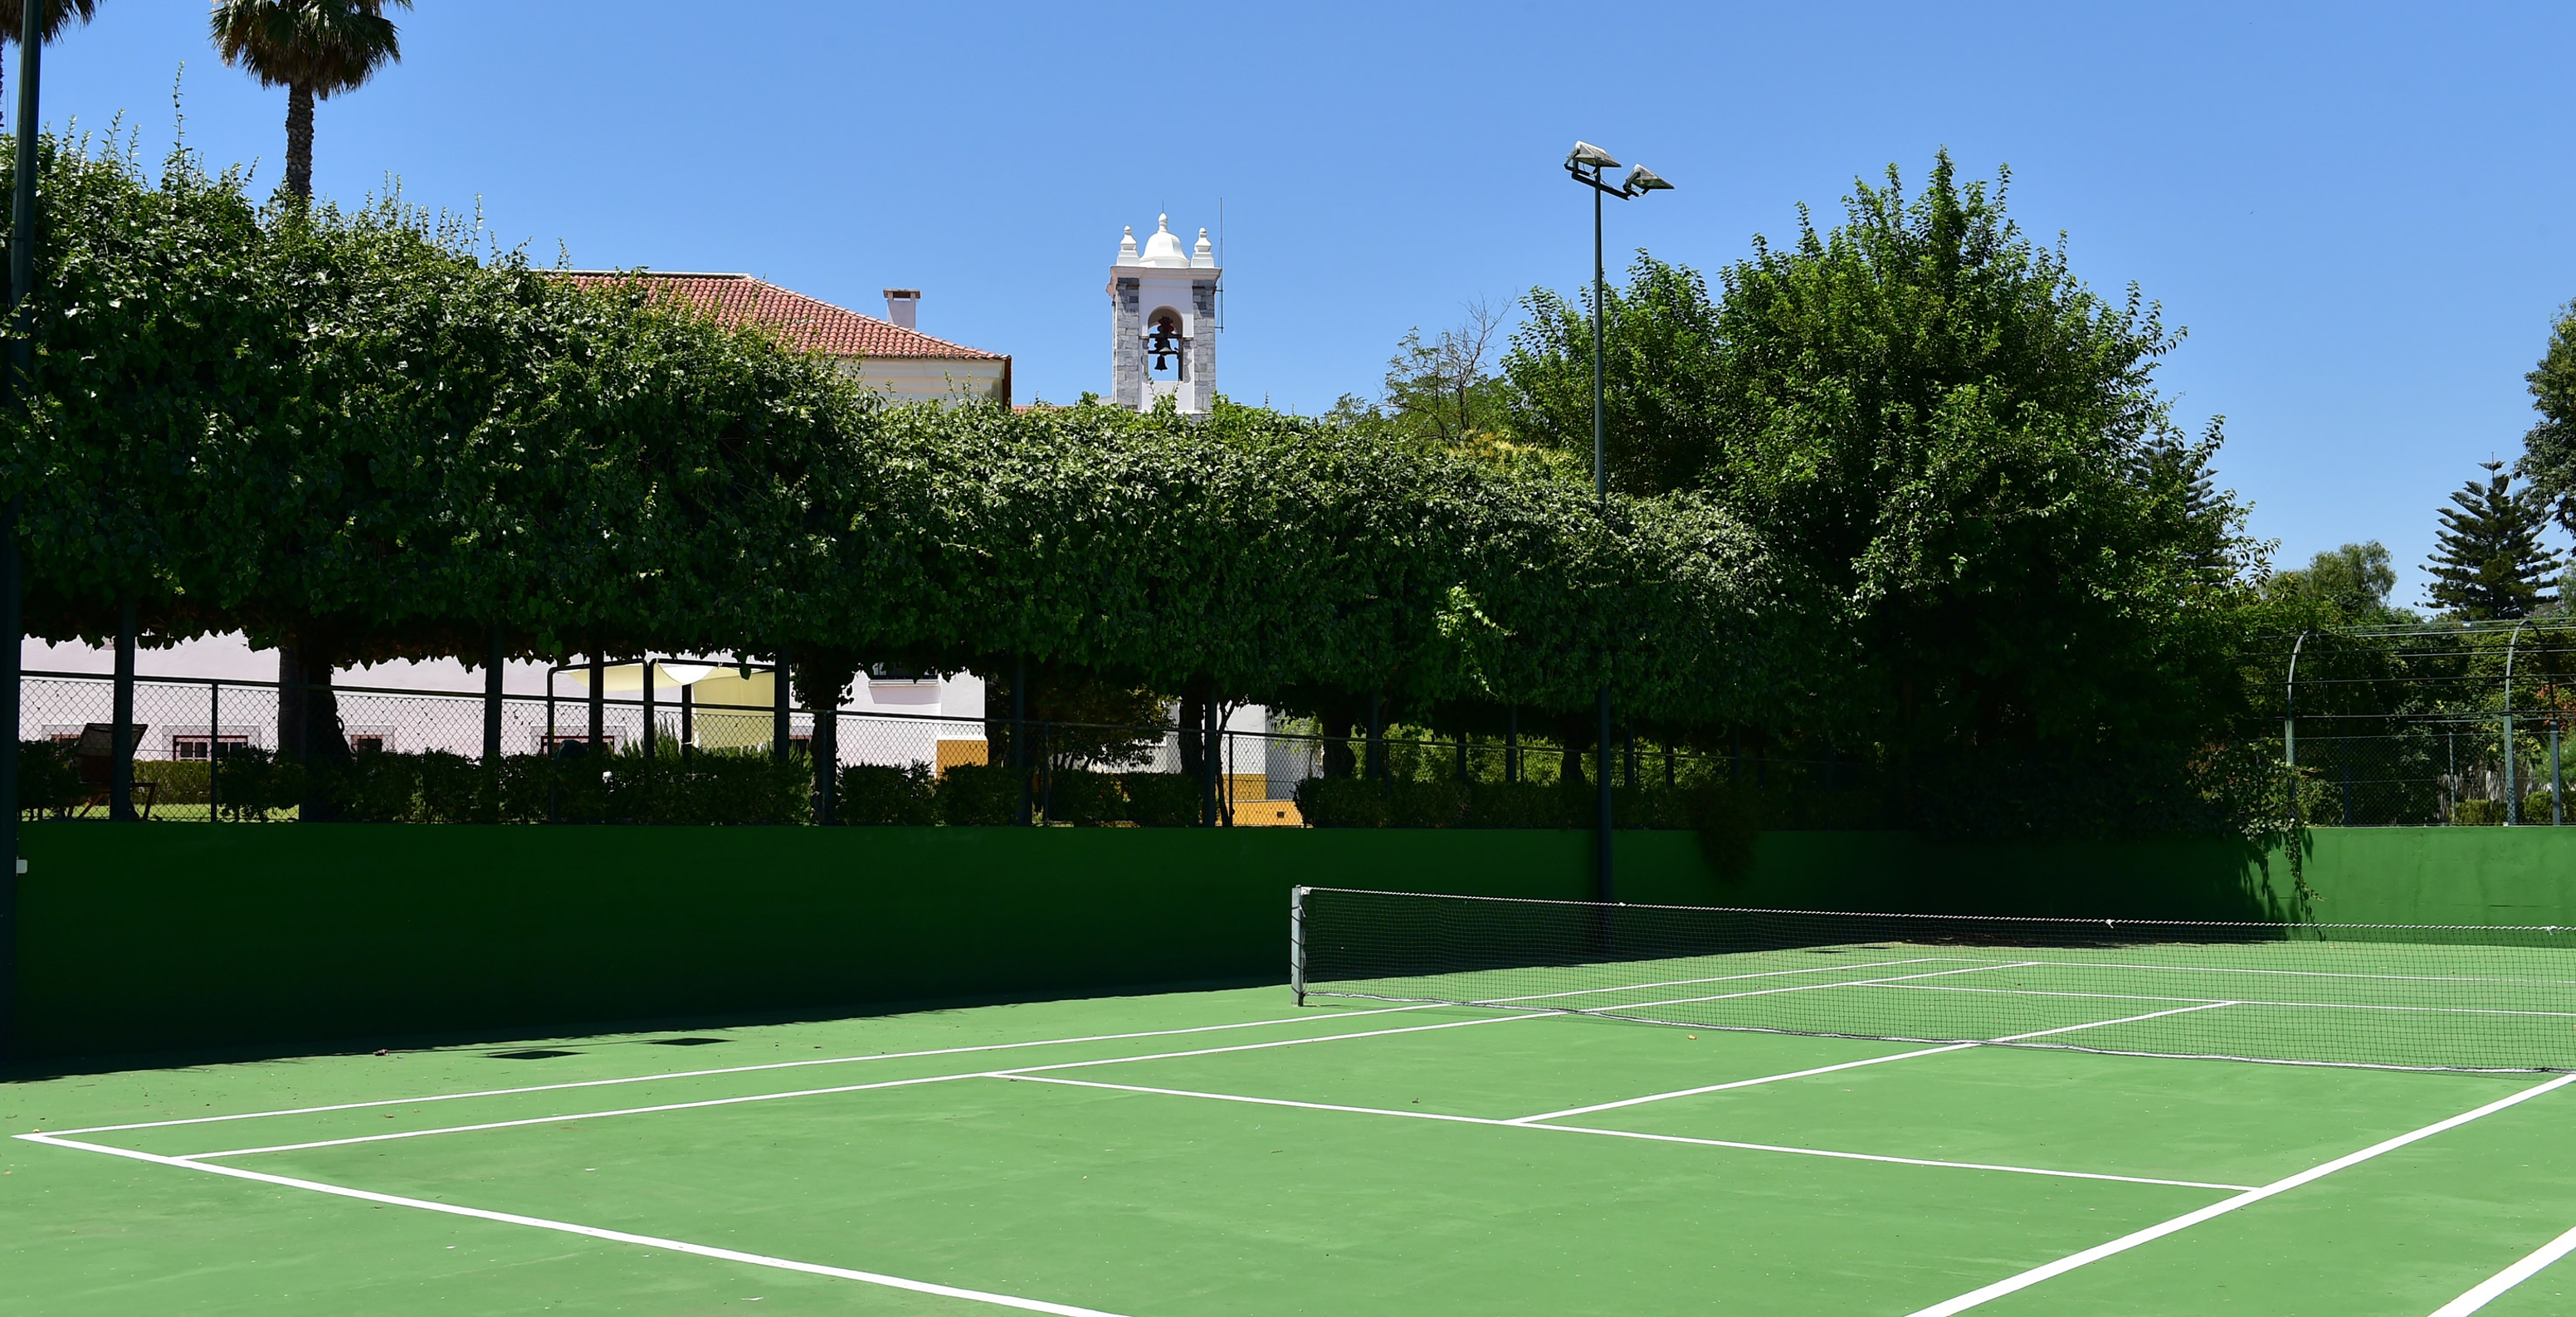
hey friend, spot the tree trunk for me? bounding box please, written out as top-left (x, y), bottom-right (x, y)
top-left (280, 632), bottom-right (350, 822)
top-left (284, 83), bottom-right (315, 202)
top-left (1178, 691), bottom-right (1208, 779)
top-left (109, 598), bottom-right (135, 821)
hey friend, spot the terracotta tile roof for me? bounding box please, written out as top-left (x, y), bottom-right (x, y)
top-left (562, 271), bottom-right (1003, 361)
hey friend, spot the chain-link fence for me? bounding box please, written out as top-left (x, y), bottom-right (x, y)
top-left (2276, 621), bottom-right (2576, 827)
top-left (22, 666), bottom-right (1832, 826)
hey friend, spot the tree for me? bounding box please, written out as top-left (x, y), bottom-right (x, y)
top-left (209, 0), bottom-right (408, 204)
top-left (0, 0), bottom-right (97, 120)
top-left (2263, 542), bottom-right (2411, 622)
top-left (1505, 153), bottom-right (2257, 791)
top-left (2517, 300), bottom-right (2576, 534)
top-left (2426, 461), bottom-right (2560, 620)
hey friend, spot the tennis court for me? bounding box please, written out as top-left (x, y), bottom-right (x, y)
top-left (11, 890), bottom-right (2576, 1315)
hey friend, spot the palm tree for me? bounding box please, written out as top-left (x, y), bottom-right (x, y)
top-left (209, 0), bottom-right (408, 203)
top-left (0, 1), bottom-right (100, 124)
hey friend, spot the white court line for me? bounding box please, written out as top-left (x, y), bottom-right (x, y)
top-left (2013, 958), bottom-right (2576, 988)
top-left (161, 968), bottom-right (2020, 1161)
top-left (64, 956), bottom-right (1964, 1138)
top-left (1507, 1002), bottom-right (2239, 1124)
top-left (1885, 982), bottom-right (2576, 1019)
top-left (1900, 1071), bottom-right (2576, 1316)
top-left (1004, 1075), bottom-right (2257, 1193)
top-left (2427, 1220), bottom-right (2576, 1315)
top-left (16, 1133), bottom-right (1135, 1317)
top-left (166, 1012), bottom-right (1543, 1160)
top-left (48, 1002), bottom-right (1442, 1137)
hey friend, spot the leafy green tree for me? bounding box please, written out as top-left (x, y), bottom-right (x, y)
top-left (2426, 461), bottom-right (2559, 620)
top-left (2263, 542), bottom-right (2412, 622)
top-left (2517, 300), bottom-right (2576, 534)
top-left (1506, 153), bottom-right (2257, 798)
top-left (210, 0), bottom-right (408, 203)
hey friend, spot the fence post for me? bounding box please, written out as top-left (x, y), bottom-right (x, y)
top-left (681, 680), bottom-right (694, 758)
top-left (642, 656), bottom-right (656, 760)
top-left (2556, 723), bottom-right (2564, 827)
top-left (207, 680), bottom-right (221, 822)
top-left (481, 626), bottom-right (504, 764)
top-left (110, 598), bottom-right (135, 822)
top-left (1505, 705), bottom-right (1520, 784)
top-left (2506, 714), bottom-right (2519, 826)
top-left (1013, 654), bottom-right (1030, 827)
top-left (771, 646), bottom-right (791, 764)
top-left (586, 652), bottom-right (605, 758)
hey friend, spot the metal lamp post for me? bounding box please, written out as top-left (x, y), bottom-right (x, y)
top-left (1564, 141), bottom-right (1671, 904)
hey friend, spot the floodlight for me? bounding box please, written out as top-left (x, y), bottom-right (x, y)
top-left (1566, 140), bottom-right (1620, 170)
top-left (1622, 164), bottom-right (1674, 193)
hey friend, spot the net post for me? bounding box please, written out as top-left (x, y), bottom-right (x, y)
top-left (1290, 885), bottom-right (1310, 1007)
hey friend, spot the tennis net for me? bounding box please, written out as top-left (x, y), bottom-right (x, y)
top-left (1290, 886), bottom-right (2576, 1073)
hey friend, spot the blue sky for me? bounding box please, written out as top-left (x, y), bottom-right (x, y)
top-left (29, 2), bottom-right (2576, 608)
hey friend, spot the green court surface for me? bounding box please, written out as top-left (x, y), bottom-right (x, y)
top-left (8, 978), bottom-right (2576, 1315)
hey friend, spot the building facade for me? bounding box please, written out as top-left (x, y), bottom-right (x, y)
top-left (1106, 216), bottom-right (1220, 414)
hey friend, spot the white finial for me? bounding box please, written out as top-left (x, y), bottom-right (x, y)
top-left (1192, 227), bottom-right (1215, 268)
top-left (1117, 225), bottom-right (1139, 264)
top-left (1158, 212), bottom-right (1170, 232)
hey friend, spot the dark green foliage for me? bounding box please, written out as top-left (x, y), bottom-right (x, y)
top-left (840, 763), bottom-right (937, 826)
top-left (412, 751), bottom-right (491, 823)
top-left (207, 748), bottom-right (306, 821)
top-left (1042, 768), bottom-right (1125, 826)
top-left (1121, 773), bottom-right (1202, 827)
top-left (2263, 543), bottom-right (2413, 624)
top-left (1295, 776), bottom-right (1388, 828)
top-left (2525, 792), bottom-right (2559, 823)
top-left (17, 740), bottom-right (79, 817)
top-left (2519, 300), bottom-right (2576, 535)
top-left (1462, 781), bottom-right (1578, 828)
top-left (1506, 153), bottom-right (2255, 801)
top-left (938, 765), bottom-right (1022, 827)
top-left (132, 758), bottom-right (210, 805)
top-left (2426, 461), bottom-right (2559, 621)
top-left (2456, 798), bottom-right (2506, 826)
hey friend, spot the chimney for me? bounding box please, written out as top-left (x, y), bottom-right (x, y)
top-left (883, 288), bottom-right (921, 330)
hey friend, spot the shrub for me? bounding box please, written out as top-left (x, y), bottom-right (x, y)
top-left (1043, 768), bottom-right (1126, 825)
top-left (19, 739), bottom-right (79, 817)
top-left (1388, 780), bottom-right (1470, 828)
top-left (132, 758), bottom-right (209, 805)
top-left (208, 747), bottom-right (304, 821)
top-left (1464, 781), bottom-right (1577, 828)
top-left (2455, 798), bottom-right (2506, 826)
top-left (939, 763), bottom-right (1023, 826)
top-left (841, 763), bottom-right (938, 825)
top-left (1295, 776), bottom-right (1389, 828)
top-left (1123, 772), bottom-right (1203, 827)
top-left (415, 751), bottom-right (494, 823)
top-left (324, 751), bottom-right (425, 822)
top-left (2525, 791), bottom-right (2561, 825)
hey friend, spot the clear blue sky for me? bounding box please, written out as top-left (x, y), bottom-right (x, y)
top-left (30, 1), bottom-right (2576, 608)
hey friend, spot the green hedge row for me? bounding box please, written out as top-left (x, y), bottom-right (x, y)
top-left (838, 764), bottom-right (1208, 827)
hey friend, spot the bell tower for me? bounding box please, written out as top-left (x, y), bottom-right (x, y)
top-left (1108, 214), bottom-right (1218, 413)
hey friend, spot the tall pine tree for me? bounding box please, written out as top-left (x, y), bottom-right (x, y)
top-left (2426, 460), bottom-right (2561, 619)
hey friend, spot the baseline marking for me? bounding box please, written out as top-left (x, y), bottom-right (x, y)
top-left (1901, 1071), bottom-right (2576, 1316)
top-left (1886, 982), bottom-right (2576, 1020)
top-left (2427, 1220), bottom-right (2576, 1316)
top-left (1006, 1074), bottom-right (2256, 1192)
top-left (1507, 1002), bottom-right (2237, 1124)
top-left (17, 1134), bottom-right (1136, 1317)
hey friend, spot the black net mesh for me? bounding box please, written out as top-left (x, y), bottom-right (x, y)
top-left (1293, 887), bottom-right (2576, 1073)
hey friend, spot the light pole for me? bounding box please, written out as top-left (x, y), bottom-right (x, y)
top-left (1564, 140), bottom-right (1671, 905)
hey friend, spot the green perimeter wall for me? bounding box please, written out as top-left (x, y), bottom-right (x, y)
top-left (10, 822), bottom-right (2575, 1063)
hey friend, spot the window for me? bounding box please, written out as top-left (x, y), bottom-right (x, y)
top-left (172, 734), bottom-right (251, 761)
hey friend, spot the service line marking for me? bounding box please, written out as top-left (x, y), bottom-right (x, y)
top-left (2427, 1219), bottom-right (2576, 1315)
top-left (1506, 1002), bottom-right (2238, 1124)
top-left (1004, 1074), bottom-right (2256, 1192)
top-left (16, 1133), bottom-right (1136, 1317)
top-left (1900, 1071), bottom-right (2576, 1316)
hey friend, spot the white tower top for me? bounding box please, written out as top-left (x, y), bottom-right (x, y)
top-left (1107, 213), bottom-right (1221, 414)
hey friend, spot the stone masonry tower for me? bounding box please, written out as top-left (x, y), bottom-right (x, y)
top-left (1108, 214), bottom-right (1219, 413)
